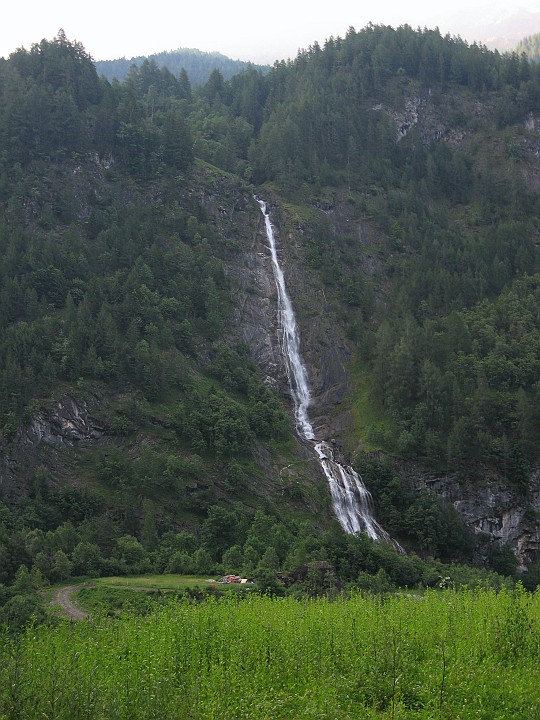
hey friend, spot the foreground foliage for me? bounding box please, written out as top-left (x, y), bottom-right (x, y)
top-left (1, 587), bottom-right (539, 719)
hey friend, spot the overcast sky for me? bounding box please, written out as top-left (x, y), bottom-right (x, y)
top-left (2, 0), bottom-right (540, 64)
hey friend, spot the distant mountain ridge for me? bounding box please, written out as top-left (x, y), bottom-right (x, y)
top-left (433, 3), bottom-right (540, 51)
top-left (95, 48), bottom-right (270, 85)
top-left (516, 31), bottom-right (540, 61)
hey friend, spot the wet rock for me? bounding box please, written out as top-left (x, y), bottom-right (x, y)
top-left (225, 209), bottom-right (285, 387)
top-left (226, 196), bottom-right (351, 441)
top-left (398, 460), bottom-right (540, 568)
top-left (227, 193), bottom-right (540, 567)
top-left (22, 395), bottom-right (104, 448)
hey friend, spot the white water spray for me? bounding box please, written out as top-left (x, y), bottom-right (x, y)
top-left (260, 202), bottom-right (314, 441)
top-left (258, 199), bottom-right (402, 548)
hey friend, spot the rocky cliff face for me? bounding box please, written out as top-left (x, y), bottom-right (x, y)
top-left (406, 464), bottom-right (540, 569)
top-left (225, 205), bottom-right (285, 392)
top-left (376, 91), bottom-right (540, 192)
top-left (0, 395), bottom-right (104, 501)
top-left (225, 197), bottom-right (351, 442)
top-left (23, 396), bottom-right (104, 449)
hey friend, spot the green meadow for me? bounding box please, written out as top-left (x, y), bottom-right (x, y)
top-left (1, 586), bottom-right (539, 719)
top-left (95, 574), bottom-right (220, 590)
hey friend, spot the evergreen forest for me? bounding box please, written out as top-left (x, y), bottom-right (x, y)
top-left (516, 32), bottom-right (540, 63)
top-left (1, 24), bottom-right (540, 637)
top-left (95, 48), bottom-right (269, 86)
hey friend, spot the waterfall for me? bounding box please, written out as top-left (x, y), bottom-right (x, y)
top-left (258, 199), bottom-right (402, 548)
top-left (260, 201), bottom-right (314, 441)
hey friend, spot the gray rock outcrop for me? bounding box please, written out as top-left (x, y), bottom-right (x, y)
top-left (0, 395), bottom-right (103, 500)
top-left (408, 465), bottom-right (540, 568)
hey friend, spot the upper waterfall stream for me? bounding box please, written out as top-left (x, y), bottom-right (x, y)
top-left (258, 199), bottom-right (401, 547)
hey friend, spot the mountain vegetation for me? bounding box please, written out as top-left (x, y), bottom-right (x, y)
top-left (95, 48), bottom-right (269, 86)
top-left (516, 32), bottom-right (540, 63)
top-left (1, 25), bottom-right (540, 626)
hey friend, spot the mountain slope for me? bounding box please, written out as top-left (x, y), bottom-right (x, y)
top-left (1, 27), bottom-right (540, 600)
top-left (95, 49), bottom-right (269, 85)
top-left (516, 32), bottom-right (540, 61)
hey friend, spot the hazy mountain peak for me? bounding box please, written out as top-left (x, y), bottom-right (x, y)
top-left (432, 2), bottom-right (540, 49)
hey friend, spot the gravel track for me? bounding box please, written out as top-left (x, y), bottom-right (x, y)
top-left (50, 584), bottom-right (87, 620)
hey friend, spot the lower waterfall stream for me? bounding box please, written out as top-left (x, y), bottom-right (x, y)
top-left (258, 199), bottom-right (402, 548)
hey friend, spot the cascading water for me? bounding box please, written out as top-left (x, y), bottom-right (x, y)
top-left (260, 201), bottom-right (314, 441)
top-left (258, 198), bottom-right (402, 548)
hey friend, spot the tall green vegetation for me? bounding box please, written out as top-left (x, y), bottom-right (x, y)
top-left (1, 588), bottom-right (538, 718)
top-left (0, 32), bottom-right (286, 441)
top-left (245, 25), bottom-right (534, 186)
top-left (0, 32), bottom-right (294, 610)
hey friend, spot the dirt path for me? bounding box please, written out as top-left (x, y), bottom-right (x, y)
top-left (50, 584), bottom-right (88, 620)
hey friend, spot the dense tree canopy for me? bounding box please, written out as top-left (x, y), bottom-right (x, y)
top-left (1, 25), bottom-right (540, 611)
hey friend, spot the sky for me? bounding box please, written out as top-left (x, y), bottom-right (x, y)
top-left (2, 0), bottom-right (540, 64)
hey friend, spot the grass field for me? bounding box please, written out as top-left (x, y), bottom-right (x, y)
top-left (75, 575), bottom-right (252, 615)
top-left (95, 574), bottom-right (220, 590)
top-left (1, 586), bottom-right (539, 719)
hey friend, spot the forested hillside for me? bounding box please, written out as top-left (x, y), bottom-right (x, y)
top-left (516, 33), bottom-right (540, 62)
top-left (1, 26), bottom-right (540, 623)
top-left (95, 49), bottom-right (269, 86)
top-left (242, 27), bottom-right (540, 485)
